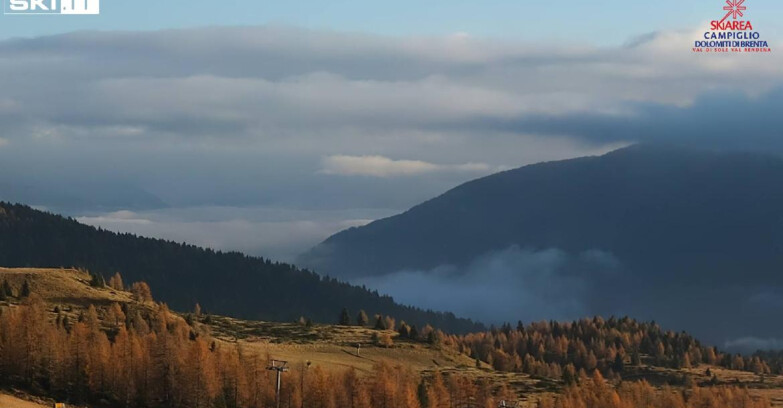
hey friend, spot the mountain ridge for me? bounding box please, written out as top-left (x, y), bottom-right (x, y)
top-left (302, 144), bottom-right (783, 276)
top-left (299, 144), bottom-right (783, 346)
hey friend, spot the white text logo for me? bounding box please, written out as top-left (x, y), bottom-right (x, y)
top-left (5, 0), bottom-right (99, 15)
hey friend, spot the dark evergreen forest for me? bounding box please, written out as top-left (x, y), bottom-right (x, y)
top-left (0, 202), bottom-right (483, 333)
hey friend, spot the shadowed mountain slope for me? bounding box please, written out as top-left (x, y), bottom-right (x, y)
top-left (301, 145), bottom-right (783, 346)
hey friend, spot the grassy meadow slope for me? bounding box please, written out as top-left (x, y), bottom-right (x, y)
top-left (0, 267), bottom-right (134, 306)
top-left (0, 393), bottom-right (51, 408)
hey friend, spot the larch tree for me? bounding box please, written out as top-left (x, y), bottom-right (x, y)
top-left (384, 316), bottom-right (396, 331)
top-left (131, 282), bottom-right (153, 303)
top-left (369, 362), bottom-right (396, 408)
top-left (427, 371), bottom-right (450, 408)
top-left (109, 272), bottom-right (125, 291)
top-left (108, 302), bottom-right (126, 329)
top-left (342, 368), bottom-right (371, 408)
top-left (356, 310), bottom-right (369, 327)
top-left (305, 365), bottom-right (337, 408)
top-left (183, 338), bottom-right (219, 408)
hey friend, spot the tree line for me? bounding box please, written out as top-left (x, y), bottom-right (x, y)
top-left (446, 317), bottom-right (771, 379)
top-left (334, 310), bottom-right (773, 380)
top-left (539, 370), bottom-right (769, 408)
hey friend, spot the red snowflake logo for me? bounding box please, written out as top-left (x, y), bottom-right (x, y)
top-left (720, 0), bottom-right (747, 23)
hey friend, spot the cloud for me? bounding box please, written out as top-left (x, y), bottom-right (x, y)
top-left (77, 210), bottom-right (153, 225)
top-left (0, 24), bottom-right (781, 270)
top-left (748, 291), bottom-right (783, 308)
top-left (0, 25), bottom-right (780, 152)
top-left (319, 155), bottom-right (499, 177)
top-left (474, 88), bottom-right (783, 151)
top-left (0, 138), bottom-right (8, 147)
top-left (76, 206), bottom-right (387, 263)
top-left (724, 337), bottom-right (783, 352)
top-left (353, 246), bottom-right (620, 324)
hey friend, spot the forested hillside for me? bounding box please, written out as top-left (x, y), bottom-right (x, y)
top-left (0, 272), bottom-right (774, 408)
top-left (0, 202), bottom-right (482, 333)
top-left (443, 317), bottom-right (772, 378)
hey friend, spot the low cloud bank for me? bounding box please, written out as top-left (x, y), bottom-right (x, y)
top-left (320, 155), bottom-right (501, 177)
top-left (77, 206), bottom-right (390, 263)
top-left (353, 246), bottom-right (620, 324)
top-left (724, 337), bottom-right (783, 353)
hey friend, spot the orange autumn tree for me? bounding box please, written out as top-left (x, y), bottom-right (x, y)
top-left (131, 281), bottom-right (153, 302)
top-left (109, 272), bottom-right (125, 291)
top-left (539, 370), bottom-right (769, 408)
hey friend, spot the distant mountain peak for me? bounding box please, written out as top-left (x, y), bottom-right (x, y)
top-left (299, 146), bottom-right (783, 345)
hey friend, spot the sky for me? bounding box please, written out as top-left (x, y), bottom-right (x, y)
top-left (1, 0), bottom-right (782, 44)
top-left (0, 1), bottom-right (782, 274)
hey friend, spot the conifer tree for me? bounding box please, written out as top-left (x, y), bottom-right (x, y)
top-left (2, 279), bottom-right (11, 297)
top-left (356, 310), bottom-right (369, 326)
top-left (631, 350), bottom-right (642, 366)
top-left (427, 330), bottom-right (442, 346)
top-left (384, 316), bottom-right (396, 331)
top-left (682, 353), bottom-right (692, 369)
top-left (417, 379), bottom-right (429, 408)
top-left (562, 363), bottom-right (577, 385)
top-left (131, 282), bottom-right (153, 302)
top-left (375, 333), bottom-right (393, 348)
top-left (341, 368), bottom-right (369, 408)
top-left (409, 325), bottom-right (419, 341)
top-left (398, 322), bottom-right (411, 338)
top-left (374, 315), bottom-right (387, 330)
top-left (20, 280), bottom-right (31, 298)
top-left (339, 307), bottom-right (351, 326)
top-left (427, 371), bottom-right (450, 408)
top-left (108, 272), bottom-right (124, 291)
top-left (108, 303), bottom-right (125, 328)
top-left (613, 353), bottom-right (624, 373)
top-left (89, 272), bottom-right (105, 288)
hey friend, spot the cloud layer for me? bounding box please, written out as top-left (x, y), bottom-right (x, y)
top-left (76, 207), bottom-right (385, 263)
top-left (0, 25), bottom-right (781, 261)
top-left (354, 246), bottom-right (620, 324)
top-left (320, 155), bottom-right (499, 177)
top-left (2, 25), bottom-right (781, 159)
